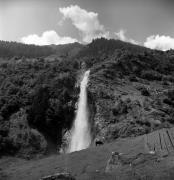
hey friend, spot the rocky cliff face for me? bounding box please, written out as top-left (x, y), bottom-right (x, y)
top-left (87, 47), bottom-right (174, 142)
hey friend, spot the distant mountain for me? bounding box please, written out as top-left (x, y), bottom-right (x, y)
top-left (0, 41), bottom-right (84, 59)
top-left (0, 41), bottom-right (54, 58)
top-left (0, 38), bottom-right (150, 59)
top-left (77, 38), bottom-right (152, 59)
top-left (0, 38), bottom-right (167, 60)
top-left (51, 42), bottom-right (84, 57)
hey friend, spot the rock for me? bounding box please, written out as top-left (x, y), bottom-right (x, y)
top-left (105, 151), bottom-right (159, 173)
top-left (105, 152), bottom-right (128, 173)
top-left (8, 109), bottom-right (47, 158)
top-left (60, 130), bottom-right (72, 153)
top-left (40, 172), bottom-right (75, 180)
top-left (149, 151), bottom-right (155, 155)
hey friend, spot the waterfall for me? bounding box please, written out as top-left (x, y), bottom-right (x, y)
top-left (68, 70), bottom-right (91, 152)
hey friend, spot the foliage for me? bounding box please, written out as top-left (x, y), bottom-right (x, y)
top-left (140, 70), bottom-right (162, 81)
top-left (0, 41), bottom-right (54, 58)
top-left (139, 87), bottom-right (150, 96)
top-left (1, 38), bottom-right (174, 157)
top-left (0, 57), bottom-right (79, 156)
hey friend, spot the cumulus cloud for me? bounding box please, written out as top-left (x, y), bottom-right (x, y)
top-left (144, 35), bottom-right (174, 51)
top-left (115, 29), bottom-right (139, 45)
top-left (59, 5), bottom-right (109, 43)
top-left (21, 30), bottom-right (77, 45)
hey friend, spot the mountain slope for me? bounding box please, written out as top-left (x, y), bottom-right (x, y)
top-left (84, 39), bottom-right (174, 141)
top-left (0, 41), bottom-right (84, 59)
top-left (0, 38), bottom-right (174, 158)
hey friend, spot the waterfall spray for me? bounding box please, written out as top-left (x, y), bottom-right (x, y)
top-left (68, 70), bottom-right (91, 152)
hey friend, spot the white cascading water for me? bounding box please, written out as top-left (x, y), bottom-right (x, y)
top-left (68, 70), bottom-right (91, 152)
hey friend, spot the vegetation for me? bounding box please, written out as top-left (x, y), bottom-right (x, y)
top-left (0, 41), bottom-right (54, 58)
top-left (0, 56), bottom-right (79, 156)
top-left (0, 38), bottom-right (174, 157)
top-left (0, 41), bottom-right (83, 58)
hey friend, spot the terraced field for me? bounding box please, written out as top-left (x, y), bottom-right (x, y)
top-left (144, 127), bottom-right (174, 155)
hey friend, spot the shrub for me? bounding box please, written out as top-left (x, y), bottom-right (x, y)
top-left (141, 70), bottom-right (162, 81)
top-left (112, 100), bottom-right (127, 116)
top-left (129, 74), bottom-right (138, 82)
top-left (163, 98), bottom-right (174, 107)
top-left (141, 88), bottom-right (150, 96)
top-left (162, 76), bottom-right (174, 83)
top-left (105, 124), bottom-right (120, 140)
top-left (0, 136), bottom-right (19, 156)
top-left (137, 86), bottom-right (150, 96)
top-left (167, 89), bottom-right (174, 101)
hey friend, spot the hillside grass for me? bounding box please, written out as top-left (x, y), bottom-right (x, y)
top-left (1, 130), bottom-right (174, 180)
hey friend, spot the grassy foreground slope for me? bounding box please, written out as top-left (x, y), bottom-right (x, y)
top-left (1, 127), bottom-right (174, 180)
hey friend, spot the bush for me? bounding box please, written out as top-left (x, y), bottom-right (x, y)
top-left (141, 88), bottom-right (150, 96)
top-left (162, 76), bottom-right (174, 83)
top-left (129, 74), bottom-right (138, 82)
top-left (167, 89), bottom-right (174, 101)
top-left (137, 86), bottom-right (150, 96)
top-left (112, 100), bottom-right (127, 116)
top-left (105, 124), bottom-right (120, 140)
top-left (0, 136), bottom-right (19, 156)
top-left (141, 70), bottom-right (162, 81)
top-left (163, 98), bottom-right (174, 107)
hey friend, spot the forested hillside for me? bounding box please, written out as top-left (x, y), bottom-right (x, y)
top-left (0, 41), bottom-right (83, 58)
top-left (0, 38), bottom-right (174, 158)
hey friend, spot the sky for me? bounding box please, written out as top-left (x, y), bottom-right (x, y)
top-left (1, 0), bottom-right (174, 50)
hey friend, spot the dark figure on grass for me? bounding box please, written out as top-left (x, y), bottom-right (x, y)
top-left (95, 137), bottom-right (105, 146)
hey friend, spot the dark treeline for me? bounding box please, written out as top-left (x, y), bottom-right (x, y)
top-left (0, 41), bottom-right (54, 58)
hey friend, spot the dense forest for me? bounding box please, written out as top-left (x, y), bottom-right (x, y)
top-left (0, 41), bottom-right (83, 59)
top-left (0, 41), bottom-right (54, 58)
top-left (0, 38), bottom-right (174, 158)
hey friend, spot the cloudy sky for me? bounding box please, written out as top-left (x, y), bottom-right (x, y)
top-left (1, 0), bottom-right (174, 50)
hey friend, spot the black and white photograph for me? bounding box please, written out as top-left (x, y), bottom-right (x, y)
top-left (1, 0), bottom-right (174, 179)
